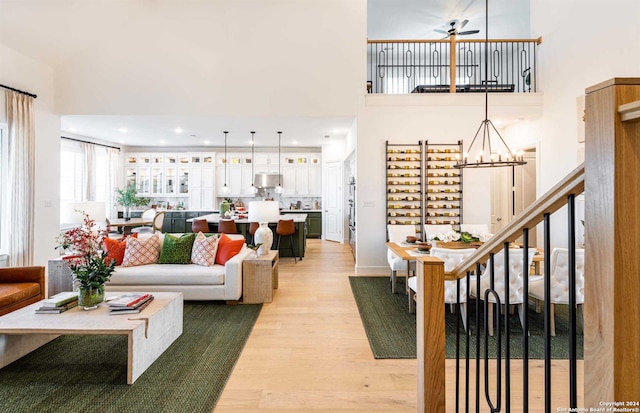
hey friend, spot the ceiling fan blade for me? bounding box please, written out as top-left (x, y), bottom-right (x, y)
top-left (434, 29), bottom-right (449, 35)
top-left (458, 19), bottom-right (469, 30)
top-left (458, 30), bottom-right (480, 36)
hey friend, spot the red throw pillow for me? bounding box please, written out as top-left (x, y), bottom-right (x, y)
top-left (103, 233), bottom-right (138, 266)
top-left (215, 233), bottom-right (245, 265)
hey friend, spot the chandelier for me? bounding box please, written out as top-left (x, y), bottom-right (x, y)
top-left (455, 0), bottom-right (526, 169)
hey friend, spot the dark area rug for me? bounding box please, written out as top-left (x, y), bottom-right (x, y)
top-left (349, 276), bottom-right (583, 360)
top-left (0, 301), bottom-right (261, 413)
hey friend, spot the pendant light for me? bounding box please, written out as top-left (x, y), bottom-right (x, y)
top-left (219, 131), bottom-right (231, 195)
top-left (246, 131), bottom-right (258, 195)
top-left (274, 131), bottom-right (285, 194)
top-left (454, 0), bottom-right (526, 169)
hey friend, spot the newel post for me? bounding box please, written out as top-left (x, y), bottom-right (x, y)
top-left (416, 256), bottom-right (446, 413)
top-left (584, 78), bottom-right (640, 405)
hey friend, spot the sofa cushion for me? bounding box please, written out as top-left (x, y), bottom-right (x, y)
top-left (158, 233), bottom-right (196, 264)
top-left (109, 263), bottom-right (225, 285)
top-left (0, 283), bottom-right (42, 308)
top-left (103, 233), bottom-right (137, 266)
top-left (215, 233), bottom-right (245, 265)
top-left (122, 234), bottom-right (160, 267)
top-left (191, 232), bottom-right (218, 266)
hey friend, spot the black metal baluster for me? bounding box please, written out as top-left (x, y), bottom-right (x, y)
top-left (466, 270), bottom-right (471, 413)
top-left (504, 242), bottom-right (511, 412)
top-left (522, 228), bottom-right (530, 413)
top-left (568, 194), bottom-right (577, 408)
top-left (475, 262), bottom-right (481, 413)
top-left (484, 254), bottom-right (502, 412)
top-left (543, 213), bottom-right (552, 412)
top-left (456, 277), bottom-right (461, 413)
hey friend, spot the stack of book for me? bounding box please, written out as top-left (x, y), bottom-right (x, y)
top-left (107, 293), bottom-right (154, 315)
top-left (35, 291), bottom-right (78, 314)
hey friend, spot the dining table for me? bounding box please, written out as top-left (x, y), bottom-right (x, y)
top-left (108, 217), bottom-right (153, 235)
top-left (386, 241), bottom-right (544, 279)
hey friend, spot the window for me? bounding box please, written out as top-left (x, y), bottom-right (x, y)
top-left (59, 139), bottom-right (114, 221)
top-left (60, 140), bottom-right (84, 202)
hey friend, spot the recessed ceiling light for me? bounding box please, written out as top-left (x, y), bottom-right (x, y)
top-left (292, 140), bottom-right (298, 145)
top-left (69, 127), bottom-right (77, 133)
top-left (174, 128), bottom-right (183, 134)
top-left (324, 135), bottom-right (331, 139)
top-left (119, 140), bottom-right (126, 144)
top-left (118, 128), bottom-right (128, 133)
top-left (159, 140), bottom-right (165, 144)
top-left (204, 140), bottom-right (211, 145)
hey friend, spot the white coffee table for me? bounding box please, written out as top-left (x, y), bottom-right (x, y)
top-left (0, 292), bottom-right (183, 384)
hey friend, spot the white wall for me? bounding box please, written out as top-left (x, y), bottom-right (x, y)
top-left (508, 0), bottom-right (640, 248)
top-left (0, 43), bottom-right (61, 269)
top-left (54, 0), bottom-right (367, 119)
top-left (354, 93), bottom-right (543, 273)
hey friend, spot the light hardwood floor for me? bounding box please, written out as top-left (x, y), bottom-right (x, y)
top-left (215, 239), bottom-right (583, 412)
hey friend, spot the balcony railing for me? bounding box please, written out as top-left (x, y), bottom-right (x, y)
top-left (367, 37), bottom-right (542, 95)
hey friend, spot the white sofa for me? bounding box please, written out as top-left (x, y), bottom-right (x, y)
top-left (105, 233), bottom-right (250, 301)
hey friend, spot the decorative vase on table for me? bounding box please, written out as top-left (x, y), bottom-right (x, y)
top-left (124, 206), bottom-right (131, 221)
top-left (77, 285), bottom-right (105, 310)
top-left (254, 223), bottom-right (273, 255)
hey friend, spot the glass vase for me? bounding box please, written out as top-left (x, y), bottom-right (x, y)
top-left (124, 206), bottom-right (131, 221)
top-left (78, 285), bottom-right (105, 310)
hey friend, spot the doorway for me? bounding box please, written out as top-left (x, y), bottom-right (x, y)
top-left (490, 147), bottom-right (537, 244)
top-left (324, 161), bottom-right (342, 242)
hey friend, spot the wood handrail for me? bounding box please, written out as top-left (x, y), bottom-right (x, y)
top-left (449, 163), bottom-right (585, 278)
top-left (367, 36), bottom-right (542, 44)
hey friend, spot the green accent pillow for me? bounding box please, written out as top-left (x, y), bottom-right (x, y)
top-left (158, 233), bottom-right (196, 264)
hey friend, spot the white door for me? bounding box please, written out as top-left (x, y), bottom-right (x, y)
top-left (324, 161), bottom-right (342, 242)
top-left (490, 148), bottom-right (538, 243)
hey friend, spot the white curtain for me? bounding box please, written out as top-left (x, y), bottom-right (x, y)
top-left (6, 91), bottom-right (35, 267)
top-left (105, 147), bottom-right (120, 219)
top-left (82, 142), bottom-right (96, 201)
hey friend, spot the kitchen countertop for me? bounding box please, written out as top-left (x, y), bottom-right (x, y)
top-left (280, 209), bottom-right (322, 213)
top-left (189, 213), bottom-right (307, 224)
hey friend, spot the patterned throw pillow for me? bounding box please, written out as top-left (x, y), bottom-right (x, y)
top-left (215, 233), bottom-right (245, 265)
top-left (103, 233), bottom-right (138, 266)
top-left (158, 233), bottom-right (196, 264)
top-left (122, 234), bottom-right (161, 267)
top-left (191, 232), bottom-right (218, 266)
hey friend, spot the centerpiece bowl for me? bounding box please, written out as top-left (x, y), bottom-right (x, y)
top-left (416, 241), bottom-right (432, 252)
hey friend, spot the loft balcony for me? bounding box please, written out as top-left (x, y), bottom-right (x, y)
top-left (367, 37), bottom-right (542, 95)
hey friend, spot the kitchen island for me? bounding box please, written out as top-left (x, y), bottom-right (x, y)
top-left (189, 213), bottom-right (308, 259)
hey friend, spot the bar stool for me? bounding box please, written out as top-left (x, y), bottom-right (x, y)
top-left (217, 219), bottom-right (238, 234)
top-left (191, 218), bottom-right (210, 233)
top-left (248, 222), bottom-right (260, 245)
top-left (276, 219), bottom-right (297, 263)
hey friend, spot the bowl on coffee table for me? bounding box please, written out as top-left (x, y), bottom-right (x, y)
top-left (415, 241), bottom-right (432, 252)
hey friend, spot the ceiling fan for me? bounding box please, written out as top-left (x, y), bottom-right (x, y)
top-left (435, 19), bottom-right (480, 38)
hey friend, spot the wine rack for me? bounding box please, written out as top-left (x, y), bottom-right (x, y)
top-left (425, 140), bottom-right (463, 228)
top-left (386, 141), bottom-right (423, 236)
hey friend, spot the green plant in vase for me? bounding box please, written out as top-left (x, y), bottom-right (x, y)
top-left (56, 211), bottom-right (116, 310)
top-left (115, 183), bottom-right (149, 221)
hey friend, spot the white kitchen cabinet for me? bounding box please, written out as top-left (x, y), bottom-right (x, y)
top-left (308, 165), bottom-right (322, 196)
top-left (295, 167), bottom-right (310, 195)
top-left (165, 167), bottom-right (177, 195)
top-left (189, 166), bottom-right (215, 209)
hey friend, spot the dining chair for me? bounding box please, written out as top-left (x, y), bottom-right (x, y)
top-left (469, 248), bottom-right (539, 336)
top-left (528, 248), bottom-right (585, 336)
top-left (218, 219), bottom-right (238, 234)
top-left (191, 218), bottom-right (210, 233)
top-left (424, 224), bottom-right (454, 240)
top-left (387, 224), bottom-right (417, 294)
top-left (276, 219), bottom-right (297, 263)
top-left (407, 247), bottom-right (476, 331)
top-left (131, 209), bottom-right (158, 234)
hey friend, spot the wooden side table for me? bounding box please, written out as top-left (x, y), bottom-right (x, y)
top-left (242, 250), bottom-right (279, 303)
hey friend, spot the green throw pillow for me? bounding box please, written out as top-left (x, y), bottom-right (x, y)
top-left (158, 233), bottom-right (196, 264)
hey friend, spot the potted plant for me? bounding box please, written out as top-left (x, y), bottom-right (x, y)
top-left (56, 211), bottom-right (116, 310)
top-left (115, 183), bottom-right (149, 220)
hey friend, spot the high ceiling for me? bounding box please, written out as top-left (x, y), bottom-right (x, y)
top-left (0, 0), bottom-right (530, 148)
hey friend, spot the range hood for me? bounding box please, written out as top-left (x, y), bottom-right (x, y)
top-left (254, 173), bottom-right (283, 188)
